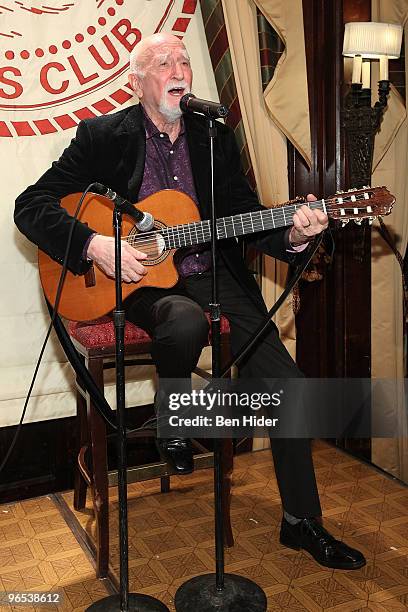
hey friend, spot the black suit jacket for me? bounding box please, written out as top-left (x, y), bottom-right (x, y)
top-left (15, 104), bottom-right (301, 313)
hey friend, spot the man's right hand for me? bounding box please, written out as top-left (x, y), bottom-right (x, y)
top-left (86, 235), bottom-right (147, 283)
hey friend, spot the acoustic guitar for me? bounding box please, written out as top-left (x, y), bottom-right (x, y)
top-left (38, 186), bottom-right (395, 321)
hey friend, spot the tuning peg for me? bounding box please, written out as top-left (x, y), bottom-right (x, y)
top-left (341, 219), bottom-right (349, 227)
top-left (354, 219), bottom-right (362, 225)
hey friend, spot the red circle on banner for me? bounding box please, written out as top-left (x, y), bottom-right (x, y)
top-left (0, 0), bottom-right (197, 137)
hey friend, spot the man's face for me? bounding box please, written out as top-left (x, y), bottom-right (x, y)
top-left (130, 41), bottom-right (193, 122)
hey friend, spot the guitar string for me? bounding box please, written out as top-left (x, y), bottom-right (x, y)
top-left (127, 204), bottom-right (376, 237)
top-left (127, 198), bottom-right (373, 244)
top-left (118, 196), bottom-right (384, 256)
top-left (124, 215), bottom-right (382, 254)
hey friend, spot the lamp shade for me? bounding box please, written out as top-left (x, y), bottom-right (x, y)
top-left (343, 22), bottom-right (402, 59)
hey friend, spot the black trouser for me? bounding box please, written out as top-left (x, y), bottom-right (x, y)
top-left (124, 262), bottom-right (321, 518)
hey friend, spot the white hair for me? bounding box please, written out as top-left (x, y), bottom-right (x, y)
top-left (129, 37), bottom-right (190, 79)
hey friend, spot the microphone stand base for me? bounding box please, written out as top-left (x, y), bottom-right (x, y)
top-left (86, 593), bottom-right (170, 611)
top-left (174, 573), bottom-right (267, 611)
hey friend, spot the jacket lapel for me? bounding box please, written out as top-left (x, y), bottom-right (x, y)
top-left (115, 104), bottom-right (146, 202)
top-left (184, 114), bottom-right (211, 218)
top-left (117, 108), bottom-right (217, 212)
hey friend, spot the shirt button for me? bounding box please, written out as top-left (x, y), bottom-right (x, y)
top-left (170, 150), bottom-right (174, 154)
top-left (159, 133), bottom-right (164, 138)
top-left (196, 253), bottom-right (199, 258)
top-left (174, 176), bottom-right (178, 181)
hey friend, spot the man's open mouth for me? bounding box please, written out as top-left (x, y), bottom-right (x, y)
top-left (167, 87), bottom-right (185, 96)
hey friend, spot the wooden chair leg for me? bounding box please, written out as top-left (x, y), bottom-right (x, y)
top-left (87, 358), bottom-right (110, 579)
top-left (221, 438), bottom-right (234, 547)
top-left (74, 385), bottom-right (88, 511)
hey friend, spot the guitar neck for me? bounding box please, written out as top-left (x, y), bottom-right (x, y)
top-left (160, 200), bottom-right (327, 250)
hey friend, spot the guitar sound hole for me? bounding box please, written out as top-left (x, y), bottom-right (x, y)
top-left (128, 221), bottom-right (168, 266)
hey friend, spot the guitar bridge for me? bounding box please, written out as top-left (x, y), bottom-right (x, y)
top-left (84, 264), bottom-right (96, 288)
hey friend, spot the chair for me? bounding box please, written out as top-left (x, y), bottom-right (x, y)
top-left (69, 314), bottom-right (234, 578)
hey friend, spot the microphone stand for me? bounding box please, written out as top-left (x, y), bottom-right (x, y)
top-left (87, 206), bottom-right (169, 611)
top-left (174, 117), bottom-right (267, 611)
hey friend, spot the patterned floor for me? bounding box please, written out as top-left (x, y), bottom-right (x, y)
top-left (0, 496), bottom-right (109, 611)
top-left (1, 441), bottom-right (408, 610)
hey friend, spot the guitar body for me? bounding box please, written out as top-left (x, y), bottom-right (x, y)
top-left (38, 190), bottom-right (201, 321)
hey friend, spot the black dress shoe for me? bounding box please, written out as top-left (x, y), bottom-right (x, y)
top-left (156, 438), bottom-right (194, 474)
top-left (280, 517), bottom-right (366, 570)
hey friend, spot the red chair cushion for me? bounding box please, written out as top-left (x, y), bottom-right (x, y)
top-left (68, 313), bottom-right (230, 350)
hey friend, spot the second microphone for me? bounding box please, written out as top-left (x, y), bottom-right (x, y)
top-left (92, 183), bottom-right (155, 232)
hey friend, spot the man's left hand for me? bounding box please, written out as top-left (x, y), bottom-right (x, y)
top-left (289, 193), bottom-right (328, 246)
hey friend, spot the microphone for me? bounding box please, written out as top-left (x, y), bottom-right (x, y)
top-left (180, 93), bottom-right (229, 119)
top-left (91, 183), bottom-right (154, 232)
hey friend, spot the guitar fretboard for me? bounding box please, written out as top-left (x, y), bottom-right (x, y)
top-left (160, 200), bottom-right (326, 250)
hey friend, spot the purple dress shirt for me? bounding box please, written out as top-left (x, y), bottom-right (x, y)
top-left (138, 109), bottom-right (211, 277)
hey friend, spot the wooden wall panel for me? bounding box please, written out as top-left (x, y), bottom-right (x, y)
top-left (295, 0), bottom-right (372, 459)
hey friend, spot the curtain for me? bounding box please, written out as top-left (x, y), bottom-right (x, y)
top-left (220, 0), bottom-right (310, 359)
top-left (254, 0), bottom-right (311, 167)
top-left (199, 0), bottom-right (257, 188)
top-left (371, 0), bottom-right (408, 482)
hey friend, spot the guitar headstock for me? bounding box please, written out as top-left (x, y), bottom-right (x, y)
top-left (326, 186), bottom-right (395, 226)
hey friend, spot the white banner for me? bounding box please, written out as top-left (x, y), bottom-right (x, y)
top-left (1, 0), bottom-right (218, 425)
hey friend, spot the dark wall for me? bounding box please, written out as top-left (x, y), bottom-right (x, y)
top-left (0, 417), bottom-right (78, 503)
top-left (0, 405), bottom-right (160, 504)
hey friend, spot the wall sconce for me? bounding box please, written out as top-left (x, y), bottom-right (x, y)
top-left (342, 21), bottom-right (402, 188)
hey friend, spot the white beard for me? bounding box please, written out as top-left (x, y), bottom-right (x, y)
top-left (159, 81), bottom-right (191, 123)
top-left (158, 103), bottom-right (183, 123)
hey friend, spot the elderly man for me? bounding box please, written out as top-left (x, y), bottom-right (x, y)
top-left (14, 33), bottom-right (365, 570)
